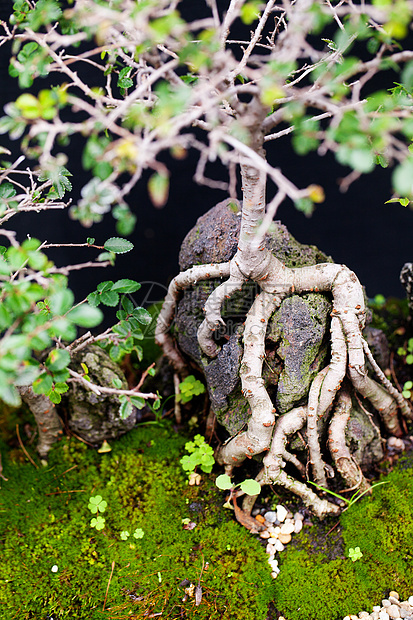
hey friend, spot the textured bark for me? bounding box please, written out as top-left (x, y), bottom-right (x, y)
top-left (18, 386), bottom-right (63, 458)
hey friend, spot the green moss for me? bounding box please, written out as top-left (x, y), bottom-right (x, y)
top-left (0, 423), bottom-right (274, 619)
top-left (273, 457), bottom-right (413, 620)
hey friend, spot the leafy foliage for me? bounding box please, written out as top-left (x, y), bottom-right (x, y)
top-left (180, 434), bottom-right (215, 474)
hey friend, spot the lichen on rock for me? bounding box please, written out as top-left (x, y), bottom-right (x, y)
top-left (67, 345), bottom-right (135, 445)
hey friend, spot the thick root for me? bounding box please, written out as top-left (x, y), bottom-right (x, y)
top-left (263, 407), bottom-right (339, 518)
top-left (328, 385), bottom-right (371, 493)
top-left (155, 262), bottom-right (230, 372)
top-left (217, 291), bottom-right (281, 465)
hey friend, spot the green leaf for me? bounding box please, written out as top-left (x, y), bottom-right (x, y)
top-left (132, 307), bottom-right (152, 325)
top-left (112, 377), bottom-right (123, 389)
top-left (67, 304), bottom-right (103, 327)
top-left (392, 159), bottom-right (413, 196)
top-left (49, 289), bottom-right (75, 315)
top-left (119, 398), bottom-right (133, 420)
top-left (87, 291), bottom-right (100, 307)
top-left (239, 479), bottom-right (261, 496)
top-left (45, 349), bottom-right (71, 372)
top-left (215, 474), bottom-right (233, 490)
top-left (148, 172), bottom-right (169, 208)
top-left (111, 279), bottom-right (141, 294)
top-left (0, 383), bottom-right (21, 407)
top-left (32, 372), bottom-right (53, 394)
top-left (104, 237), bottom-right (134, 254)
top-left (130, 396), bottom-right (145, 409)
top-left (100, 291), bottom-right (119, 307)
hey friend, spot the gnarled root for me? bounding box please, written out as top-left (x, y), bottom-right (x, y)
top-left (328, 384), bottom-right (371, 493)
top-left (262, 406), bottom-right (340, 518)
top-left (155, 262), bottom-right (230, 372)
top-left (216, 290), bottom-right (283, 466)
top-left (157, 220), bottom-right (409, 517)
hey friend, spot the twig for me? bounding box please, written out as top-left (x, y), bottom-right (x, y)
top-left (16, 424), bottom-right (38, 468)
top-left (102, 560), bottom-right (115, 611)
top-left (67, 368), bottom-right (158, 400)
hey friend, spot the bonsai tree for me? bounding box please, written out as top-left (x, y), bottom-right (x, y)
top-left (1, 0), bottom-right (413, 513)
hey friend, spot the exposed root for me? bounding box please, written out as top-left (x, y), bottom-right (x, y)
top-left (328, 385), bottom-right (371, 493)
top-left (307, 368), bottom-right (329, 488)
top-left (157, 194), bottom-right (409, 517)
top-left (217, 291), bottom-right (282, 466)
top-left (155, 262), bottom-right (230, 372)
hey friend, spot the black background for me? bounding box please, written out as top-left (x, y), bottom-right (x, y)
top-left (0, 0), bottom-right (412, 307)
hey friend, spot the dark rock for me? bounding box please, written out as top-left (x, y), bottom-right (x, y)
top-left (67, 345), bottom-right (136, 445)
top-left (364, 326), bottom-right (391, 371)
top-left (346, 400), bottom-right (384, 468)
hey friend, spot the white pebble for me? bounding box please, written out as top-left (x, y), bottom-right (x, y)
top-left (294, 519), bottom-right (303, 534)
top-left (280, 522), bottom-right (295, 535)
top-left (408, 597), bottom-right (413, 606)
top-left (264, 511), bottom-right (277, 523)
top-left (276, 505), bottom-right (288, 523)
top-left (387, 436), bottom-right (405, 451)
top-left (268, 559), bottom-right (278, 569)
top-left (359, 612), bottom-right (370, 619)
top-left (389, 597), bottom-right (401, 605)
top-left (387, 605), bottom-right (400, 618)
top-left (266, 543), bottom-right (275, 554)
top-left (343, 616), bottom-right (350, 620)
top-left (273, 539), bottom-right (285, 552)
top-left (382, 601), bottom-right (391, 608)
top-left (294, 512), bottom-right (304, 521)
top-left (373, 607), bottom-right (381, 612)
top-left (271, 571), bottom-right (279, 578)
top-left (268, 537), bottom-right (279, 545)
top-left (379, 611), bottom-right (390, 620)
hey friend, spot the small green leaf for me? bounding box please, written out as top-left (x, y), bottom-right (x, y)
top-left (67, 304), bottom-right (103, 327)
top-left (104, 237), bottom-right (134, 254)
top-left (45, 349), bottom-right (71, 372)
top-left (148, 172), bottom-right (169, 208)
top-left (239, 479), bottom-right (261, 496)
top-left (111, 279), bottom-right (141, 294)
top-left (49, 289), bottom-right (75, 315)
top-left (119, 398), bottom-right (133, 420)
top-left (100, 291), bottom-right (119, 307)
top-left (132, 307), bottom-right (152, 325)
top-left (215, 474), bottom-right (233, 490)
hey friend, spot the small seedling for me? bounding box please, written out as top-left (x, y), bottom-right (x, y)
top-left (215, 473), bottom-right (261, 496)
top-left (120, 531), bottom-right (130, 540)
top-left (180, 434), bottom-right (215, 474)
top-left (133, 528), bottom-right (144, 539)
top-left (403, 380), bottom-right (413, 399)
top-left (348, 546), bottom-right (363, 562)
top-left (178, 375), bottom-right (206, 403)
top-left (309, 480), bottom-right (389, 511)
top-left (88, 495), bottom-right (107, 514)
top-left (90, 516), bottom-right (105, 530)
top-left (397, 338), bottom-right (413, 365)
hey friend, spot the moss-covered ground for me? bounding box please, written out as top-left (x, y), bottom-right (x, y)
top-left (273, 454), bottom-right (413, 620)
top-left (1, 413), bottom-right (413, 620)
top-left (0, 422), bottom-right (273, 620)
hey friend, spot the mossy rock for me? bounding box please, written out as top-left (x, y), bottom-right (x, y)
top-left (66, 345), bottom-right (136, 445)
top-left (174, 199), bottom-right (333, 434)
